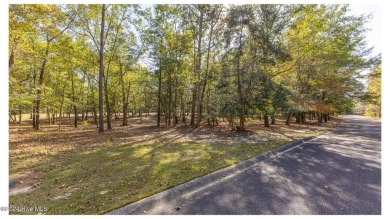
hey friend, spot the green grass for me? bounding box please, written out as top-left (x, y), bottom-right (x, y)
top-left (9, 139), bottom-right (288, 215)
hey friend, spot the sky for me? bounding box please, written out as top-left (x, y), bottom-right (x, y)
top-left (348, 4), bottom-right (381, 57)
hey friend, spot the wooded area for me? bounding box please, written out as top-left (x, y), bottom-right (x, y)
top-left (9, 4), bottom-right (381, 132)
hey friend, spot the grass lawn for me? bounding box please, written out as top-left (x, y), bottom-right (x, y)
top-left (9, 115), bottom-right (340, 214)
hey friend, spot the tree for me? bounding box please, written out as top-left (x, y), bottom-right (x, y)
top-left (364, 62), bottom-right (381, 117)
top-left (98, 4), bottom-right (105, 132)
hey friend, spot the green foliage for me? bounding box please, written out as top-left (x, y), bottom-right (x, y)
top-left (364, 63), bottom-right (381, 117)
top-left (9, 4), bottom-right (375, 129)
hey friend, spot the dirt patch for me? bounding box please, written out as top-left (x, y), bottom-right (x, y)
top-left (10, 186), bottom-right (35, 196)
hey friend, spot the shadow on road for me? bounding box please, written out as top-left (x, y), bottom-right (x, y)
top-left (173, 116), bottom-right (381, 214)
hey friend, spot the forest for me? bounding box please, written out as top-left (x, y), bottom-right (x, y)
top-left (8, 4), bottom-right (383, 215)
top-left (9, 4), bottom-right (381, 131)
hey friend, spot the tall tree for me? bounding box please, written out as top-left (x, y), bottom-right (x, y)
top-left (98, 4), bottom-right (105, 132)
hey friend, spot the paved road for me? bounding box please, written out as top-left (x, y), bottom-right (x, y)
top-left (110, 115), bottom-right (381, 215)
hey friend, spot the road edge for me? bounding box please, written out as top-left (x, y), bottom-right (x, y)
top-left (107, 135), bottom-right (319, 215)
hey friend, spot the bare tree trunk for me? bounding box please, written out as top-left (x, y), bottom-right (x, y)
top-left (18, 109), bottom-right (22, 124)
top-left (295, 113), bottom-right (301, 123)
top-left (264, 115), bottom-right (270, 127)
top-left (93, 108), bottom-right (98, 126)
top-left (237, 22), bottom-right (245, 131)
top-left (59, 107), bottom-right (63, 130)
top-left (195, 9), bottom-right (204, 127)
top-left (98, 4), bottom-right (105, 133)
top-left (157, 56), bottom-right (162, 127)
top-left (47, 108), bottom-right (51, 125)
top-left (271, 115), bottom-right (276, 125)
top-left (285, 112), bottom-right (292, 125)
top-left (317, 112), bottom-right (322, 124)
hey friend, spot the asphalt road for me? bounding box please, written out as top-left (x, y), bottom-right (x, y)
top-left (109, 115), bottom-right (381, 215)
top-left (171, 116), bottom-right (381, 214)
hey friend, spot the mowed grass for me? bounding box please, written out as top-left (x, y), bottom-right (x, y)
top-left (10, 139), bottom-right (287, 214)
top-left (10, 115), bottom-right (341, 215)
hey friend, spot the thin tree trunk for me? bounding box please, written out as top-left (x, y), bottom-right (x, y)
top-left (157, 56), bottom-right (162, 127)
top-left (47, 108), bottom-right (51, 125)
top-left (317, 112), bottom-right (322, 124)
top-left (237, 18), bottom-right (245, 131)
top-left (93, 108), bottom-right (98, 126)
top-left (295, 113), bottom-right (301, 123)
top-left (98, 4), bottom-right (105, 133)
top-left (195, 9), bottom-right (204, 127)
top-left (286, 112), bottom-right (292, 125)
top-left (59, 107), bottom-right (62, 130)
top-left (18, 109), bottom-right (22, 124)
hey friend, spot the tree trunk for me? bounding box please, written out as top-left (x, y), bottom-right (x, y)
top-left (157, 56), bottom-right (162, 127)
top-left (59, 107), bottom-right (62, 130)
top-left (47, 108), bottom-right (51, 125)
top-left (190, 34), bottom-right (197, 126)
top-left (74, 108), bottom-right (78, 128)
top-left (264, 115), bottom-right (270, 127)
top-left (52, 112), bottom-right (55, 125)
top-left (98, 4), bottom-right (105, 133)
top-left (120, 64), bottom-right (129, 126)
top-left (32, 107), bottom-right (36, 129)
top-left (271, 115), bottom-right (276, 125)
top-left (295, 113), bottom-right (301, 123)
top-left (301, 113), bottom-right (305, 123)
top-left (18, 109), bottom-right (22, 124)
top-left (317, 112), bottom-right (322, 124)
top-left (286, 112), bottom-right (292, 125)
top-left (236, 18), bottom-right (245, 131)
top-left (93, 108), bottom-right (98, 126)
top-left (195, 9), bottom-right (204, 127)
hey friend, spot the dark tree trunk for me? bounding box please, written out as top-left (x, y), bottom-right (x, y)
top-left (301, 113), bottom-right (306, 123)
top-left (98, 4), bottom-right (105, 133)
top-left (264, 115), bottom-right (270, 127)
top-left (52, 112), bottom-right (55, 125)
top-left (47, 109), bottom-right (51, 125)
top-left (317, 112), bottom-right (322, 124)
top-left (286, 112), bottom-right (292, 125)
top-left (190, 91), bottom-right (196, 126)
top-left (195, 9), bottom-right (204, 128)
top-left (74, 107), bottom-right (78, 128)
top-left (18, 109), bottom-right (22, 124)
top-left (157, 57), bottom-right (162, 127)
top-left (122, 104), bottom-right (128, 126)
top-left (32, 108), bottom-right (36, 129)
top-left (295, 113), bottom-right (301, 123)
top-left (271, 115), bottom-right (276, 125)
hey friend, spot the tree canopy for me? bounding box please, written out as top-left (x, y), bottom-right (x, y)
top-left (9, 4), bottom-right (378, 131)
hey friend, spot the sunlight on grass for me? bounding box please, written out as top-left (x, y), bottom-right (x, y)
top-left (9, 140), bottom-right (287, 215)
